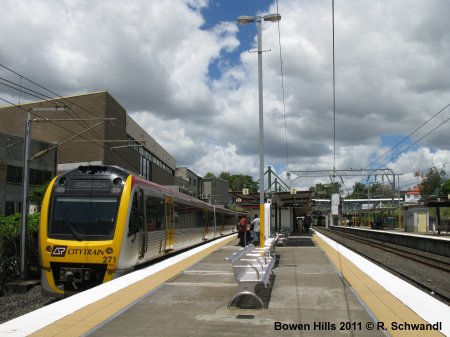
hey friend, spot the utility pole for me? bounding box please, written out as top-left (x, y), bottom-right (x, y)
top-left (20, 107), bottom-right (67, 279)
top-left (19, 107), bottom-right (114, 280)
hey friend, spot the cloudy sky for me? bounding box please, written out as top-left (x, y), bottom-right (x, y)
top-left (1, 0), bottom-right (449, 192)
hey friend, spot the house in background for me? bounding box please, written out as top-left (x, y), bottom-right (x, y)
top-left (404, 186), bottom-right (421, 204)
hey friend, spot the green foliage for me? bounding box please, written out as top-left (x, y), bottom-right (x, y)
top-left (419, 167), bottom-right (447, 196)
top-left (0, 213), bottom-right (40, 236)
top-left (204, 172), bottom-right (216, 179)
top-left (441, 179), bottom-right (450, 196)
top-left (206, 171), bottom-right (259, 192)
top-left (218, 171), bottom-right (231, 182)
top-left (310, 182), bottom-right (341, 199)
top-left (0, 213), bottom-right (40, 284)
top-left (227, 174), bottom-right (258, 192)
top-left (28, 183), bottom-right (49, 211)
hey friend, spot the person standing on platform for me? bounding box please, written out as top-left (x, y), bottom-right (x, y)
top-left (251, 214), bottom-right (260, 246)
top-left (238, 216), bottom-right (248, 247)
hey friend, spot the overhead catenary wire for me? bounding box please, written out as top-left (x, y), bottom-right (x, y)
top-left (0, 64), bottom-right (163, 175)
top-left (332, 0), bottom-right (336, 177)
top-left (0, 71), bottom-right (142, 172)
top-left (0, 63), bottom-right (106, 142)
top-left (0, 77), bottom-right (59, 103)
top-left (367, 103), bottom-right (450, 170)
top-left (275, 0), bottom-right (290, 183)
top-left (0, 94), bottom-right (142, 171)
top-left (376, 114), bottom-right (450, 169)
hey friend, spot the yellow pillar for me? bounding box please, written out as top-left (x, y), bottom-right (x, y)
top-left (259, 204), bottom-right (265, 247)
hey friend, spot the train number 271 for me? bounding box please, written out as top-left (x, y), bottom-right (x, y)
top-left (103, 256), bottom-right (117, 264)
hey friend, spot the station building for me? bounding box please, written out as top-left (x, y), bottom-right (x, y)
top-left (174, 167), bottom-right (203, 198)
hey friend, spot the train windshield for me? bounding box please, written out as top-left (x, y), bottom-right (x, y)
top-left (49, 196), bottom-right (119, 241)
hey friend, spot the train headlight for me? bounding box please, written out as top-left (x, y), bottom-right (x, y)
top-left (46, 245), bottom-right (52, 253)
top-left (55, 177), bottom-right (66, 192)
top-left (106, 247), bottom-right (113, 254)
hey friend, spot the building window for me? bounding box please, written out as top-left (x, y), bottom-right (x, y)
top-left (5, 201), bottom-right (16, 216)
top-left (6, 165), bottom-right (52, 186)
top-left (6, 165), bottom-right (22, 184)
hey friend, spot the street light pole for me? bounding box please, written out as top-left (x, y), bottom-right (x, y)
top-left (237, 13), bottom-right (281, 247)
top-left (256, 16), bottom-right (266, 246)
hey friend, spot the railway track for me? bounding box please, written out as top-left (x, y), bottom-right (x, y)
top-left (314, 227), bottom-right (450, 305)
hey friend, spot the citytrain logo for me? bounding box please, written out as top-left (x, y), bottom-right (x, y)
top-left (51, 246), bottom-right (67, 257)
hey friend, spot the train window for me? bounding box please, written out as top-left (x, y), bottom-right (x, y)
top-left (225, 212), bottom-right (236, 227)
top-left (145, 194), bottom-right (164, 231)
top-left (49, 196), bottom-right (118, 240)
top-left (173, 200), bottom-right (203, 229)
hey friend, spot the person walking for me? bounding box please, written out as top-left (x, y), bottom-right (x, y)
top-left (251, 214), bottom-right (260, 246)
top-left (238, 216), bottom-right (248, 247)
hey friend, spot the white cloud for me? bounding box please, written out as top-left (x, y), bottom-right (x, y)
top-left (1, 0), bottom-right (450, 190)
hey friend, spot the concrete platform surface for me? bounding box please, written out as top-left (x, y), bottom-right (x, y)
top-left (87, 238), bottom-right (384, 337)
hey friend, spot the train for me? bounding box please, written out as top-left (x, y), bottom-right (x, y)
top-left (39, 165), bottom-right (242, 298)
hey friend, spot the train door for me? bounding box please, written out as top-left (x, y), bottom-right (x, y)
top-left (165, 195), bottom-right (175, 251)
top-left (203, 208), bottom-right (210, 241)
top-left (130, 190), bottom-right (145, 257)
top-left (138, 189), bottom-right (148, 258)
top-left (213, 207), bottom-right (217, 239)
top-left (130, 189), bottom-right (147, 258)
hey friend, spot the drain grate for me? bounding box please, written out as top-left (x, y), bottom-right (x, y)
top-left (236, 314), bottom-right (255, 319)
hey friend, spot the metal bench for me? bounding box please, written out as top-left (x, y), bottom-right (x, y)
top-left (277, 227), bottom-right (291, 247)
top-left (253, 233), bottom-right (281, 257)
top-left (225, 244), bottom-right (276, 309)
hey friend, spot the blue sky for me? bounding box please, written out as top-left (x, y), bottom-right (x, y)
top-left (201, 0), bottom-right (277, 79)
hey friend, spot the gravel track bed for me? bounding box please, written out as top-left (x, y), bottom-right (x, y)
top-left (315, 227), bottom-right (450, 305)
top-left (0, 285), bottom-right (52, 324)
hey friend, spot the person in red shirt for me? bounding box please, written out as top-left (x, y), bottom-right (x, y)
top-left (238, 216), bottom-right (248, 246)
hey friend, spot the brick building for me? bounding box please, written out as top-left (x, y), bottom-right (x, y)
top-left (0, 91), bottom-right (176, 215)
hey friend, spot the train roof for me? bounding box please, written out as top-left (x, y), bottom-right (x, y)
top-left (59, 165), bottom-right (235, 213)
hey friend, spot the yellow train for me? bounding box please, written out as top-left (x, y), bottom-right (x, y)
top-left (39, 165), bottom-right (240, 297)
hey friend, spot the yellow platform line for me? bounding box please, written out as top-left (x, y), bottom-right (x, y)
top-left (30, 236), bottom-right (236, 337)
top-left (312, 234), bottom-right (445, 337)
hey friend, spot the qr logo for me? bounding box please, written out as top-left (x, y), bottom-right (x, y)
top-left (52, 246), bottom-right (67, 257)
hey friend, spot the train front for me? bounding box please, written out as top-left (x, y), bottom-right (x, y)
top-left (39, 166), bottom-right (129, 297)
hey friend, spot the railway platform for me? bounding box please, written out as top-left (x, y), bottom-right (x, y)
top-left (1, 232), bottom-right (448, 337)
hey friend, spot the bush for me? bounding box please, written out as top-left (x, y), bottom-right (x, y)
top-left (0, 213), bottom-right (40, 287)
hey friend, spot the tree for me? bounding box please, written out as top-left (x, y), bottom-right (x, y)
top-left (346, 182), bottom-right (368, 199)
top-left (28, 183), bottom-right (49, 212)
top-left (368, 182), bottom-right (394, 198)
top-left (310, 182), bottom-right (341, 199)
top-left (442, 179), bottom-right (450, 196)
top-left (204, 172), bottom-right (216, 179)
top-left (419, 167), bottom-right (447, 196)
top-left (211, 172), bottom-right (258, 192)
top-left (218, 171), bottom-right (231, 182)
top-left (228, 174), bottom-right (258, 192)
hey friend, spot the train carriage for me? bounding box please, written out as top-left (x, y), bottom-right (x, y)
top-left (39, 165), bottom-right (239, 297)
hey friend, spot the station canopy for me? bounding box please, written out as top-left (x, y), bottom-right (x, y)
top-left (231, 190), bottom-right (313, 210)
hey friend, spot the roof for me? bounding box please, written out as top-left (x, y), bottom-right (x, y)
top-left (423, 197), bottom-right (450, 207)
top-left (230, 190), bottom-right (313, 209)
